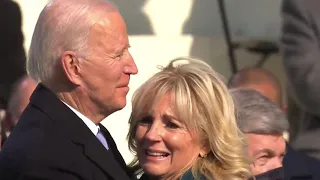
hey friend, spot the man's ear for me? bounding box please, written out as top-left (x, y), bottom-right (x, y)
top-left (60, 51), bottom-right (82, 85)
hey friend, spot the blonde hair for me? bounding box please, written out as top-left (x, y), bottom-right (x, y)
top-left (127, 57), bottom-right (252, 180)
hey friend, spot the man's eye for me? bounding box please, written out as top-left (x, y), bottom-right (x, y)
top-left (115, 54), bottom-right (122, 59)
top-left (256, 156), bottom-right (268, 165)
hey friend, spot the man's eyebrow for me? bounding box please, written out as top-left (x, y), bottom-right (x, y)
top-left (114, 44), bottom-right (130, 54)
top-left (253, 149), bottom-right (276, 157)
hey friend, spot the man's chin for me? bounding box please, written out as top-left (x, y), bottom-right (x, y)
top-left (110, 100), bottom-right (127, 112)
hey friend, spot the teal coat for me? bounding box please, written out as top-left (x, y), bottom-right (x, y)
top-left (139, 169), bottom-right (206, 180)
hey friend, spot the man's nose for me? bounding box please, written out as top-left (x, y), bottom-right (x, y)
top-left (125, 53), bottom-right (138, 75)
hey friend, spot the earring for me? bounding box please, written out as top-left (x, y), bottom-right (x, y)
top-left (199, 152), bottom-right (207, 158)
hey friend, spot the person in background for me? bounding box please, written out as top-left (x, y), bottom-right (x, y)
top-left (1, 75), bottom-right (36, 146)
top-left (227, 67), bottom-right (289, 141)
top-left (127, 58), bottom-right (252, 180)
top-left (0, 0), bottom-right (138, 179)
top-left (231, 88), bottom-right (320, 180)
top-left (7, 75), bottom-right (37, 126)
top-left (0, 0), bottom-right (26, 110)
top-left (228, 67), bottom-right (284, 110)
top-left (281, 0), bottom-right (320, 160)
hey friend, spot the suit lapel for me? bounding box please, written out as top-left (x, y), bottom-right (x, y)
top-left (80, 138), bottom-right (131, 180)
top-left (29, 84), bottom-right (131, 180)
top-left (99, 124), bottom-right (129, 169)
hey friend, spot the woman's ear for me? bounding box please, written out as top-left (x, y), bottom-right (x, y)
top-left (60, 51), bottom-right (82, 85)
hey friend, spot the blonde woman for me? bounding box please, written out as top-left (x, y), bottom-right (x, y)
top-left (127, 57), bottom-right (252, 180)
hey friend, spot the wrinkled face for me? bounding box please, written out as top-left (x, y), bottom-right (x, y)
top-left (79, 11), bottom-right (138, 116)
top-left (135, 94), bottom-right (202, 180)
top-left (246, 133), bottom-right (286, 175)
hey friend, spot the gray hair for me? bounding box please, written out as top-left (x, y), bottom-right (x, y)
top-left (27, 0), bottom-right (117, 83)
top-left (230, 88), bottom-right (289, 135)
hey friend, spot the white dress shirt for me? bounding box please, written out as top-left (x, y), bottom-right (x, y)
top-left (62, 102), bottom-right (100, 136)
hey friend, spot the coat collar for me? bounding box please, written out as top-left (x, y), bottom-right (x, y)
top-left (284, 144), bottom-right (313, 179)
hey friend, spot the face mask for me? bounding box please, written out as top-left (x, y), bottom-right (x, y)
top-left (255, 167), bottom-right (284, 180)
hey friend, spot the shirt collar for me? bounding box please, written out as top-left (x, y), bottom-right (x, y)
top-left (62, 101), bottom-right (99, 136)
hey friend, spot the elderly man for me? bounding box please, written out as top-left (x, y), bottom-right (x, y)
top-left (231, 88), bottom-right (287, 177)
top-left (228, 67), bottom-right (292, 140)
top-left (0, 0), bottom-right (138, 179)
top-left (231, 88), bottom-right (320, 180)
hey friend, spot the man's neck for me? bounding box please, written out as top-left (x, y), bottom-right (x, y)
top-left (56, 91), bottom-right (105, 125)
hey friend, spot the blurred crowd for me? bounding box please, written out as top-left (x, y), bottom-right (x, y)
top-left (0, 0), bottom-right (320, 179)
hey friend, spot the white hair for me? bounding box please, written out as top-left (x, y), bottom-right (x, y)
top-left (27, 0), bottom-right (117, 83)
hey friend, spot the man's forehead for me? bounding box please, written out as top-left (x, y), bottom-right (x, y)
top-left (246, 134), bottom-right (286, 153)
top-left (88, 13), bottom-right (127, 46)
top-left (247, 133), bottom-right (284, 142)
top-left (90, 12), bottom-right (126, 37)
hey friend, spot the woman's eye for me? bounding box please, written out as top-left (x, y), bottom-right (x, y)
top-left (166, 121), bottom-right (179, 129)
top-left (138, 116), bottom-right (153, 125)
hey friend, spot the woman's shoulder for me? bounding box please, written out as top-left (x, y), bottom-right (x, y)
top-left (138, 170), bottom-right (207, 180)
top-left (181, 169), bottom-right (207, 180)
